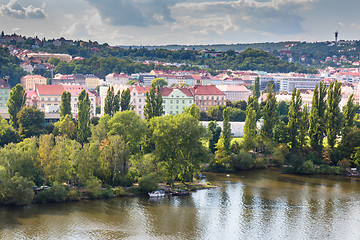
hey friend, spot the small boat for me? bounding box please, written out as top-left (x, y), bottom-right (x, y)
top-left (171, 189), bottom-right (189, 196)
top-left (148, 190), bottom-right (166, 197)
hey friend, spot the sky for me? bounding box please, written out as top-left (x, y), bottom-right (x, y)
top-left (0, 0), bottom-right (359, 46)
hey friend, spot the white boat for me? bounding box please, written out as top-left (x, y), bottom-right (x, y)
top-left (148, 190), bottom-right (165, 197)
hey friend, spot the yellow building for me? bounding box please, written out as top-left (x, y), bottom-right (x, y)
top-left (21, 75), bottom-right (47, 91)
top-left (85, 74), bottom-right (100, 90)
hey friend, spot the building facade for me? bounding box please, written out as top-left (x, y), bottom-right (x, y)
top-left (161, 87), bottom-right (194, 115)
top-left (0, 79), bottom-right (10, 108)
top-left (21, 75), bottom-right (47, 91)
top-left (191, 85), bottom-right (226, 112)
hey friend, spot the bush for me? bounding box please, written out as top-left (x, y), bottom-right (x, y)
top-left (0, 174), bottom-right (34, 206)
top-left (99, 189), bottom-right (114, 198)
top-left (231, 150), bottom-right (255, 170)
top-left (272, 144), bottom-right (289, 166)
top-left (67, 190), bottom-right (81, 201)
top-left (85, 176), bottom-right (102, 198)
top-left (113, 186), bottom-right (128, 196)
top-left (138, 173), bottom-right (158, 192)
top-left (298, 160), bottom-right (315, 174)
top-left (35, 183), bottom-right (68, 203)
top-left (253, 158), bottom-right (267, 169)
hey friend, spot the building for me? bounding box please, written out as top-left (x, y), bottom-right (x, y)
top-left (0, 78), bottom-right (10, 108)
top-left (191, 85), bottom-right (226, 112)
top-left (161, 87), bottom-right (194, 115)
top-left (36, 85), bottom-right (96, 117)
top-left (216, 85), bottom-right (251, 102)
top-left (278, 76), bottom-right (321, 93)
top-left (85, 74), bottom-right (100, 90)
top-left (129, 86), bottom-right (151, 118)
top-left (105, 73), bottom-right (129, 86)
top-left (26, 53), bottom-right (72, 62)
top-left (20, 75), bottom-right (47, 91)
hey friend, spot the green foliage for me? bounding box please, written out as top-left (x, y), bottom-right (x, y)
top-left (77, 90), bottom-right (91, 144)
top-left (0, 115), bottom-right (19, 147)
top-left (35, 183), bottom-right (68, 203)
top-left (152, 78), bottom-right (168, 87)
top-left (17, 106), bottom-right (45, 139)
top-left (53, 114), bottom-right (77, 139)
top-left (222, 107), bottom-right (232, 153)
top-left (0, 173), bottom-right (34, 206)
top-left (138, 172), bottom-right (159, 192)
top-left (7, 84), bottom-right (26, 129)
top-left (287, 88), bottom-right (302, 150)
top-left (144, 82), bottom-right (163, 121)
top-left (120, 88), bottom-right (131, 111)
top-left (85, 176), bottom-right (102, 198)
top-left (254, 76), bottom-right (260, 99)
top-left (59, 91), bottom-right (72, 119)
top-left (326, 81), bottom-right (342, 148)
top-left (208, 121), bottom-right (221, 154)
top-left (0, 47), bottom-right (26, 87)
top-left (243, 97), bottom-right (258, 150)
top-left (342, 94), bottom-right (355, 139)
top-left (272, 144), bottom-right (289, 166)
top-left (261, 84), bottom-right (277, 138)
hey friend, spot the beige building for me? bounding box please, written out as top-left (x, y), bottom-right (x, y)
top-left (21, 75), bottom-right (47, 91)
top-left (216, 85), bottom-right (251, 102)
top-left (191, 85), bottom-right (226, 112)
top-left (27, 53), bottom-right (72, 62)
top-left (85, 74), bottom-right (100, 90)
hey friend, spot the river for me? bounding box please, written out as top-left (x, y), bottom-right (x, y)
top-left (1, 168), bottom-right (360, 239)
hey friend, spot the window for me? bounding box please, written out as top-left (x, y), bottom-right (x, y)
top-left (182, 100), bottom-right (185, 104)
top-left (176, 106), bottom-right (179, 109)
top-left (170, 100), bottom-right (173, 104)
top-left (41, 97), bottom-right (44, 101)
top-left (55, 97), bottom-right (58, 101)
top-left (176, 100), bottom-right (179, 104)
top-left (163, 100), bottom-right (166, 103)
top-left (41, 104), bottom-right (44, 108)
top-left (74, 104), bottom-right (77, 107)
top-left (139, 105), bottom-right (141, 108)
top-left (139, 99), bottom-right (141, 102)
top-left (48, 97), bottom-right (51, 101)
top-left (189, 100), bottom-right (192, 104)
top-left (139, 111), bottom-right (141, 114)
top-left (134, 99), bottom-right (136, 103)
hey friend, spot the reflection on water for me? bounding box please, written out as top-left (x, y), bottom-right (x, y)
top-left (1, 168), bottom-right (360, 239)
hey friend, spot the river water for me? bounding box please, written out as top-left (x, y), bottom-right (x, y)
top-left (1, 169), bottom-right (360, 240)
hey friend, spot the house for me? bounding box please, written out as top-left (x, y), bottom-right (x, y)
top-left (105, 73), bottom-right (129, 86)
top-left (36, 85), bottom-right (96, 117)
top-left (216, 85), bottom-right (251, 102)
top-left (161, 87), bottom-right (194, 115)
top-left (129, 86), bottom-right (151, 118)
top-left (85, 74), bottom-right (100, 90)
top-left (190, 85), bottom-right (226, 112)
top-left (20, 75), bottom-right (47, 91)
top-left (0, 78), bottom-right (10, 109)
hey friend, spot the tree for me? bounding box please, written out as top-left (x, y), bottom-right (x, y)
top-left (342, 94), bottom-right (355, 139)
top-left (126, 80), bottom-right (137, 85)
top-left (114, 90), bottom-right (121, 113)
top-left (7, 84), bottom-right (26, 129)
top-left (309, 83), bottom-right (327, 153)
top-left (0, 173), bottom-right (34, 206)
top-left (53, 114), bottom-right (77, 139)
top-left (38, 134), bottom-right (55, 183)
top-left (243, 103), bottom-right (257, 150)
top-left (261, 84), bottom-right (277, 138)
top-left (17, 106), bottom-right (45, 139)
top-left (299, 105), bottom-right (309, 150)
top-left (77, 89), bottom-right (91, 144)
top-left (208, 121), bottom-right (221, 154)
top-left (144, 81), bottom-right (163, 121)
top-left (254, 76), bottom-right (260, 99)
top-left (59, 91), bottom-right (71, 119)
top-left (152, 78), bottom-right (168, 87)
top-left (120, 88), bottom-right (131, 111)
top-left (326, 81), bottom-right (342, 149)
top-left (287, 88), bottom-right (302, 150)
top-left (104, 86), bottom-right (115, 116)
top-left (0, 115), bottom-right (19, 147)
top-left (222, 107), bottom-right (232, 153)
top-left (185, 104), bottom-right (200, 121)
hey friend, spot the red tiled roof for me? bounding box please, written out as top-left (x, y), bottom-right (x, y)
top-left (129, 86), bottom-right (152, 94)
top-left (25, 90), bottom-right (37, 98)
top-left (36, 85), bottom-right (64, 96)
top-left (160, 87), bottom-right (173, 97)
top-left (63, 85), bottom-right (95, 97)
top-left (190, 85), bottom-right (225, 96)
top-left (179, 88), bottom-right (194, 97)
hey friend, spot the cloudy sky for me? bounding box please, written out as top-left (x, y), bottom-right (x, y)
top-left (0, 0), bottom-right (359, 46)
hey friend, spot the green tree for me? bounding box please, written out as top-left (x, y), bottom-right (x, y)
top-left (144, 82), bottom-right (163, 121)
top-left (0, 115), bottom-right (19, 147)
top-left (342, 94), bottom-right (355, 139)
top-left (222, 107), bottom-right (232, 153)
top-left (77, 90), bottom-right (91, 144)
top-left (104, 86), bottom-right (115, 116)
top-left (243, 96), bottom-right (258, 150)
top-left (186, 104), bottom-right (200, 121)
top-left (7, 84), bottom-right (26, 129)
top-left (287, 88), bottom-right (302, 150)
top-left (326, 81), bottom-right (342, 149)
top-left (17, 106), bottom-right (45, 139)
top-left (120, 88), bottom-right (131, 111)
top-left (208, 121), bottom-right (221, 154)
top-left (152, 78), bottom-right (168, 87)
top-left (254, 76), bottom-right (260, 99)
top-left (299, 105), bottom-right (309, 150)
top-left (59, 91), bottom-right (72, 119)
top-left (53, 114), bottom-right (77, 139)
top-left (114, 90), bottom-right (121, 113)
top-left (126, 80), bottom-right (137, 85)
top-left (48, 57), bottom-right (60, 66)
top-left (0, 173), bottom-right (34, 206)
top-left (261, 83), bottom-right (277, 138)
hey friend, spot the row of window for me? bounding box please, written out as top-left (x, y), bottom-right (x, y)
top-left (0, 97), bottom-right (8, 101)
top-left (196, 96), bottom-right (224, 100)
top-left (196, 101), bottom-right (224, 106)
top-left (164, 100), bottom-right (192, 104)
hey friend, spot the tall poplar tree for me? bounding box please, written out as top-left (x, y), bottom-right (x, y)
top-left (326, 81), bottom-right (342, 148)
top-left (144, 82), bottom-right (163, 121)
top-left (287, 88), bottom-right (302, 150)
top-left (59, 91), bottom-right (71, 119)
top-left (261, 83), bottom-right (277, 138)
top-left (342, 94), bottom-right (355, 138)
top-left (104, 86), bottom-right (114, 116)
top-left (222, 107), bottom-right (232, 153)
top-left (243, 100), bottom-right (257, 150)
top-left (77, 90), bottom-right (91, 144)
top-left (254, 76), bottom-right (260, 99)
top-left (299, 105), bottom-right (309, 150)
top-left (208, 121), bottom-right (221, 154)
top-left (7, 84), bottom-right (26, 129)
top-left (120, 89), bottom-right (131, 111)
top-left (113, 90), bottom-right (120, 113)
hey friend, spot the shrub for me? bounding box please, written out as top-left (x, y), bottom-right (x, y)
top-left (138, 173), bottom-right (158, 192)
top-left (272, 144), bottom-right (289, 166)
top-left (0, 173), bottom-right (34, 206)
top-left (85, 176), bottom-right (102, 198)
top-left (298, 160), bottom-right (315, 174)
top-left (113, 186), bottom-right (128, 196)
top-left (231, 150), bottom-right (255, 170)
top-left (99, 189), bottom-right (114, 198)
top-left (67, 190), bottom-right (81, 201)
top-left (253, 158), bottom-right (267, 169)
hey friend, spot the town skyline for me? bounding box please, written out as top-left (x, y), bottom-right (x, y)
top-left (0, 0), bottom-right (359, 46)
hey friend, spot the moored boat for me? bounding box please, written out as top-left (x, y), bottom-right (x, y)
top-left (148, 190), bottom-right (166, 197)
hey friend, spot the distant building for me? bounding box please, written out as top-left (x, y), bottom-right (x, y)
top-left (20, 75), bottom-right (47, 91)
top-left (191, 85), bottom-right (226, 112)
top-left (84, 74), bottom-right (100, 90)
top-left (105, 73), bottom-right (129, 86)
top-left (160, 87), bottom-right (194, 115)
top-left (27, 53), bottom-right (72, 62)
top-left (0, 78), bottom-right (10, 108)
top-left (129, 86), bottom-right (151, 118)
top-left (216, 85), bottom-right (251, 102)
top-left (278, 76), bottom-right (321, 93)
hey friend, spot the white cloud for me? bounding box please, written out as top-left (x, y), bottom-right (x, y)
top-left (0, 0), bottom-right (46, 18)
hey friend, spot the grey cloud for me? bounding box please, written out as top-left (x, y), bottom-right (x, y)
top-left (86, 0), bottom-right (176, 27)
top-left (0, 0), bottom-right (46, 18)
